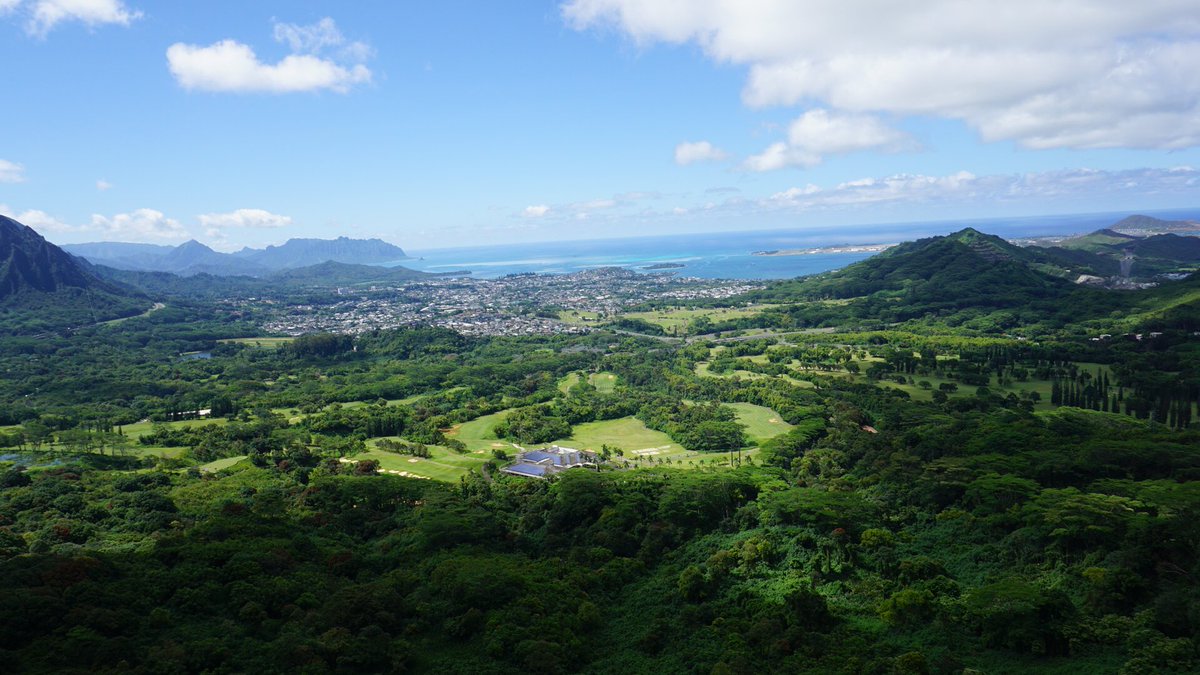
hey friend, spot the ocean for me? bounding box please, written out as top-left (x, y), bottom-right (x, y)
top-left (395, 208), bottom-right (1200, 281)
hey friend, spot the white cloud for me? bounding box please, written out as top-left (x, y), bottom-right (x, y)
top-left (770, 185), bottom-right (822, 200)
top-left (272, 17), bottom-right (371, 61)
top-left (746, 110), bottom-right (913, 170)
top-left (674, 140), bottom-right (728, 165)
top-left (0, 0), bottom-right (21, 14)
top-left (25, 0), bottom-right (140, 36)
top-left (0, 159), bottom-right (25, 183)
top-left (167, 19), bottom-right (372, 94)
top-left (197, 208), bottom-right (292, 229)
top-left (758, 167), bottom-right (1200, 211)
top-left (0, 204), bottom-right (76, 233)
top-left (522, 205), bottom-right (551, 218)
top-left (91, 208), bottom-right (189, 241)
top-left (564, 0), bottom-right (1200, 150)
top-left (96, 179), bottom-right (112, 191)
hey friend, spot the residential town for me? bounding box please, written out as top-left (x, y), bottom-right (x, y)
top-left (252, 267), bottom-right (762, 337)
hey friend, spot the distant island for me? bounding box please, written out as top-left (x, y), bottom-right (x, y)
top-left (641, 262), bottom-right (686, 270)
top-left (752, 243), bottom-right (897, 256)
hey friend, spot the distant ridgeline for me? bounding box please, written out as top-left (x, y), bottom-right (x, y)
top-left (0, 215), bottom-right (150, 334)
top-left (0, 215), bottom-right (448, 333)
top-left (1026, 214), bottom-right (1200, 279)
top-left (63, 236), bottom-right (409, 277)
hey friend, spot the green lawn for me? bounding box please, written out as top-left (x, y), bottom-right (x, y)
top-left (547, 416), bottom-right (760, 469)
top-left (590, 371), bottom-right (618, 393)
top-left (725, 402), bottom-right (794, 444)
top-left (359, 439), bottom-right (490, 481)
top-left (558, 372), bottom-right (582, 394)
top-left (198, 455), bottom-right (248, 472)
top-left (445, 409), bottom-right (514, 453)
top-left (695, 361), bottom-right (771, 381)
top-left (558, 371), bottom-right (620, 394)
top-left (119, 417), bottom-right (226, 441)
top-left (621, 305), bottom-right (776, 334)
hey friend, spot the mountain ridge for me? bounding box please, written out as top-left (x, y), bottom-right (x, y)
top-left (0, 215), bottom-right (148, 333)
top-left (63, 236), bottom-right (409, 277)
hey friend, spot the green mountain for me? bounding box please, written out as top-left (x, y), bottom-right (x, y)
top-left (66, 236), bottom-right (409, 276)
top-left (156, 240), bottom-right (269, 277)
top-left (235, 236), bottom-right (409, 269)
top-left (771, 228), bottom-right (1070, 300)
top-left (745, 227), bottom-right (1121, 330)
top-left (0, 215), bottom-right (148, 333)
top-left (1111, 213), bottom-right (1199, 232)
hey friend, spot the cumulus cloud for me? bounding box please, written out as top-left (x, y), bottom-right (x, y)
top-left (746, 109), bottom-right (914, 171)
top-left (674, 140), bottom-right (728, 165)
top-left (563, 0), bottom-right (1200, 150)
top-left (0, 159), bottom-right (25, 183)
top-left (91, 208), bottom-right (189, 241)
top-left (0, 204), bottom-right (76, 233)
top-left (197, 208), bottom-right (292, 229)
top-left (96, 179), bottom-right (112, 191)
top-left (522, 205), bottom-right (551, 218)
top-left (0, 0), bottom-right (20, 14)
top-left (21, 0), bottom-right (140, 36)
top-left (167, 18), bottom-right (372, 94)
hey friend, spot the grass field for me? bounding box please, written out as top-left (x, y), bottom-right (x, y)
top-left (725, 402), bottom-right (794, 444)
top-left (547, 416), bottom-right (763, 469)
top-left (359, 439), bottom-right (490, 481)
top-left (119, 417), bottom-right (226, 441)
top-left (621, 305), bottom-right (777, 334)
top-left (835, 360), bottom-right (1116, 411)
top-left (557, 310), bottom-right (604, 326)
top-left (216, 337), bottom-right (295, 349)
top-left (590, 372), bottom-right (618, 392)
top-left (558, 371), bottom-right (620, 393)
top-left (198, 455), bottom-right (247, 472)
top-left (444, 409), bottom-right (515, 453)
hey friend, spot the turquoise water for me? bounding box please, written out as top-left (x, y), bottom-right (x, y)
top-left (396, 209), bottom-right (1200, 280)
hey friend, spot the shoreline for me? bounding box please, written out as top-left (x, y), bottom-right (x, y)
top-left (752, 243), bottom-right (897, 257)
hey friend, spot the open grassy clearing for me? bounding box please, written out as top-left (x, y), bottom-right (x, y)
top-left (119, 417), bottom-right (226, 441)
top-left (558, 372), bottom-right (582, 393)
top-left (359, 439), bottom-right (490, 481)
top-left (590, 371), bottom-right (618, 392)
top-left (558, 371), bottom-right (620, 393)
top-left (557, 310), bottom-right (604, 326)
top-left (833, 360), bottom-right (1116, 411)
top-left (725, 402), bottom-right (794, 444)
top-left (444, 409), bottom-right (514, 453)
top-left (198, 455), bottom-right (248, 473)
top-left (216, 336), bottom-right (295, 349)
top-left (549, 415), bottom-right (766, 469)
top-left (621, 304), bottom-right (778, 333)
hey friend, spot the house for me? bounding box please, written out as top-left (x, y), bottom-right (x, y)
top-left (501, 445), bottom-right (599, 479)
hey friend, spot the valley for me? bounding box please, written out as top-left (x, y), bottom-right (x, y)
top-left (0, 213), bottom-right (1198, 674)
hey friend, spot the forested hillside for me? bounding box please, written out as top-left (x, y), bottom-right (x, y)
top-left (1, 226), bottom-right (1198, 674)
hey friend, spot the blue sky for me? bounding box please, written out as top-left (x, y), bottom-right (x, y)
top-left (1, 0), bottom-right (1198, 250)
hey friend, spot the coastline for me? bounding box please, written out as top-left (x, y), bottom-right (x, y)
top-left (752, 243), bottom-right (897, 257)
